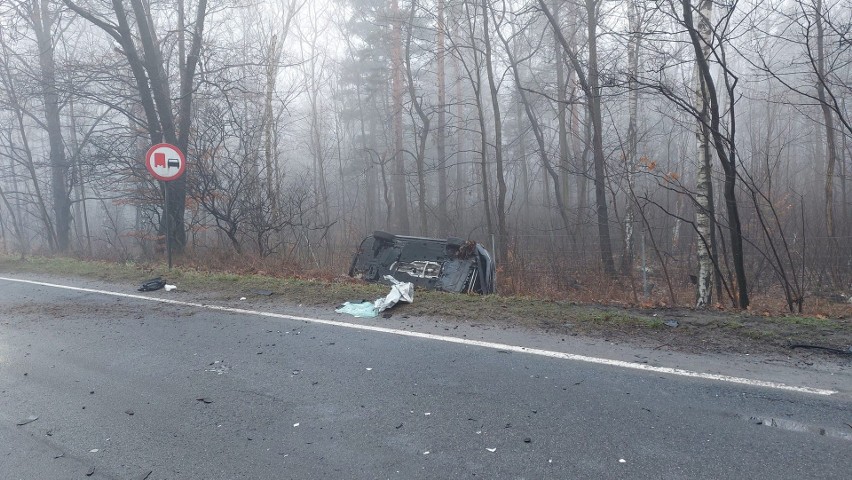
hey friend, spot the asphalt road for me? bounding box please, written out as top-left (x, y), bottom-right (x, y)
top-left (1, 276), bottom-right (850, 479)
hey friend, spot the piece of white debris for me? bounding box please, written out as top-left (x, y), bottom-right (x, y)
top-left (239, 297), bottom-right (246, 301)
top-left (486, 448), bottom-right (497, 453)
top-left (476, 430), bottom-right (482, 434)
top-left (423, 451), bottom-right (430, 455)
top-left (164, 284), bottom-right (176, 291)
top-left (366, 368), bottom-right (373, 371)
top-left (619, 459), bottom-right (627, 463)
top-left (424, 412), bottom-right (431, 416)
top-left (89, 449), bottom-right (99, 453)
top-left (293, 423), bottom-right (300, 427)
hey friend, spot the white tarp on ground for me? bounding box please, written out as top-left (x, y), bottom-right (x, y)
top-left (336, 275), bottom-right (414, 318)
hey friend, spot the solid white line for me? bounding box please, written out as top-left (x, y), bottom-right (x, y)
top-left (0, 276), bottom-right (838, 396)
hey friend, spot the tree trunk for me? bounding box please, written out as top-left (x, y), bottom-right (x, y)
top-left (391, 0), bottom-right (409, 234)
top-left (814, 0), bottom-right (837, 238)
top-left (481, 0), bottom-right (508, 263)
top-left (540, 0), bottom-right (614, 274)
top-left (453, 36), bottom-right (466, 229)
top-left (690, 0), bottom-right (716, 308)
top-left (404, 3), bottom-right (431, 236)
top-left (436, 0), bottom-right (449, 236)
top-left (585, 0), bottom-right (615, 275)
top-left (33, 0), bottom-right (71, 252)
top-left (682, 0), bottom-right (749, 308)
top-left (622, 0), bottom-right (641, 275)
top-left (554, 0), bottom-right (570, 214)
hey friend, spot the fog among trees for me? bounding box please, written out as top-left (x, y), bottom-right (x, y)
top-left (1, 0), bottom-right (850, 310)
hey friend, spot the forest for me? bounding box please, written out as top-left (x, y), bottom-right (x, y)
top-left (0, 0), bottom-right (850, 312)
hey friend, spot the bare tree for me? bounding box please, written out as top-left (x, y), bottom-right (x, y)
top-left (539, 0), bottom-right (616, 275)
top-left (65, 0), bottom-right (209, 255)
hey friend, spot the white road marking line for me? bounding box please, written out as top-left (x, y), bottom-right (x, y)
top-left (0, 276), bottom-right (838, 396)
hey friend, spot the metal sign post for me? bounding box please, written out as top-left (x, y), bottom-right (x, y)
top-left (145, 143), bottom-right (186, 269)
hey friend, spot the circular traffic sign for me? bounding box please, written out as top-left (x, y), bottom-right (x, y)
top-left (145, 143), bottom-right (186, 182)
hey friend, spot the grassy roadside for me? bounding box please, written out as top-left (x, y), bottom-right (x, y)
top-left (1, 255), bottom-right (850, 357)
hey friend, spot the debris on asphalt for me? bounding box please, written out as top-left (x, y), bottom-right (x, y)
top-left (125, 409), bottom-right (135, 416)
top-left (164, 284), bottom-right (177, 291)
top-left (16, 415), bottom-right (38, 426)
top-left (239, 297), bottom-right (247, 300)
top-left (619, 459), bottom-right (627, 463)
top-left (137, 470), bottom-right (153, 480)
top-left (524, 437), bottom-right (532, 443)
top-left (53, 453), bottom-right (64, 459)
top-left (196, 397), bottom-right (213, 404)
top-left (138, 277), bottom-right (166, 292)
top-left (664, 320), bottom-right (679, 328)
top-left (293, 423), bottom-right (300, 427)
top-left (89, 449), bottom-right (99, 453)
top-left (335, 275), bottom-right (414, 318)
top-left (86, 466), bottom-right (95, 476)
top-left (486, 448), bottom-right (497, 452)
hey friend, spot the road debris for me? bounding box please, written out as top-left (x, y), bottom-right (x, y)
top-left (89, 449), bottom-right (99, 453)
top-left (138, 277), bottom-right (166, 292)
top-left (16, 415), bottom-right (38, 426)
top-left (196, 397), bottom-right (213, 404)
top-left (125, 409), bottom-right (135, 416)
top-left (336, 276), bottom-right (414, 318)
top-left (335, 301), bottom-right (376, 317)
top-left (86, 466), bottom-right (95, 476)
top-left (664, 320), bottom-right (679, 328)
top-left (486, 448), bottom-right (496, 453)
top-left (164, 284), bottom-right (177, 291)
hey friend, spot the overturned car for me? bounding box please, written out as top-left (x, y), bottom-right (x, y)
top-left (348, 231), bottom-right (496, 294)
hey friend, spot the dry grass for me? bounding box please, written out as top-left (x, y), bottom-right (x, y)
top-left (1, 252), bottom-right (850, 359)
